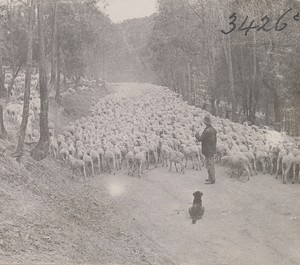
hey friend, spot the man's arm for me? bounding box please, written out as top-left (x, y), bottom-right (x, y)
top-left (196, 129), bottom-right (208, 142)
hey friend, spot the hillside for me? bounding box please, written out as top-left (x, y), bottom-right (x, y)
top-left (105, 14), bottom-right (157, 83)
top-left (0, 84), bottom-right (170, 264)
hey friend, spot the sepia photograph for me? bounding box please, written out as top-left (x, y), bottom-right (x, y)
top-left (0, 0), bottom-right (300, 264)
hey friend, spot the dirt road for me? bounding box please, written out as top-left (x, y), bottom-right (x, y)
top-left (91, 165), bottom-right (300, 265)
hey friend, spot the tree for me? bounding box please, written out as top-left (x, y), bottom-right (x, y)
top-left (0, 6), bottom-right (7, 139)
top-left (49, 0), bottom-right (58, 92)
top-left (31, 0), bottom-right (49, 161)
top-left (16, 0), bottom-right (35, 157)
top-left (0, 6), bottom-right (6, 100)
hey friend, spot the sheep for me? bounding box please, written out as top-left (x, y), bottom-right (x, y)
top-left (82, 153), bottom-right (95, 177)
top-left (59, 148), bottom-right (69, 162)
top-left (147, 141), bottom-right (158, 167)
top-left (97, 146), bottom-right (105, 171)
top-left (88, 149), bottom-right (101, 174)
top-left (160, 144), bottom-right (172, 167)
top-left (104, 149), bottom-right (116, 174)
top-left (77, 149), bottom-right (85, 160)
top-left (282, 151), bottom-right (295, 184)
top-left (68, 144), bottom-right (76, 156)
top-left (292, 154), bottom-right (300, 184)
top-left (50, 83), bottom-right (297, 183)
top-left (60, 141), bottom-right (68, 150)
top-left (180, 144), bottom-right (202, 171)
top-left (221, 155), bottom-right (251, 180)
top-left (50, 137), bottom-right (59, 158)
top-left (168, 150), bottom-right (185, 173)
top-left (216, 143), bottom-right (230, 162)
top-left (126, 151), bottom-right (135, 176)
top-left (113, 145), bottom-right (122, 170)
top-left (69, 155), bottom-right (87, 181)
top-left (252, 146), bottom-right (268, 174)
top-left (234, 151), bottom-right (257, 175)
top-left (268, 145), bottom-right (281, 175)
top-left (57, 134), bottom-right (65, 146)
top-left (276, 148), bottom-right (287, 179)
top-left (133, 151), bottom-right (146, 178)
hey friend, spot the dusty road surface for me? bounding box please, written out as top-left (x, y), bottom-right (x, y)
top-left (90, 165), bottom-right (300, 265)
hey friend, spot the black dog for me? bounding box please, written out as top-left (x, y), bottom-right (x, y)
top-left (189, 191), bottom-right (205, 224)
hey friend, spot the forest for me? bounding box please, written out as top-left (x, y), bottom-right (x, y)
top-left (0, 0), bottom-right (300, 162)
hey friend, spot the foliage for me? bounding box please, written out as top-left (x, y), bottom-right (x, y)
top-left (146, 0), bottom-right (300, 130)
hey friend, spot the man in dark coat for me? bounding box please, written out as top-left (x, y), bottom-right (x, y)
top-left (195, 115), bottom-right (217, 184)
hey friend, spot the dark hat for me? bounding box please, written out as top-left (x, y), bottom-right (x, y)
top-left (204, 115), bottom-right (212, 125)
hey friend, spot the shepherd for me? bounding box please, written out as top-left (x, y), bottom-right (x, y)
top-left (196, 115), bottom-right (217, 184)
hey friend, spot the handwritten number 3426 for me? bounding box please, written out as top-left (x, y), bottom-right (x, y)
top-left (221, 8), bottom-right (293, 36)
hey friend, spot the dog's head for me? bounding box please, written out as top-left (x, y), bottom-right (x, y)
top-left (193, 191), bottom-right (203, 204)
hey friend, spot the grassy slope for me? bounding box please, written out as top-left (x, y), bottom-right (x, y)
top-left (0, 84), bottom-right (163, 264)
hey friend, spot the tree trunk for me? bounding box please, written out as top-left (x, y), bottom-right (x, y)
top-left (16, 0), bottom-right (35, 157)
top-left (222, 33), bottom-right (237, 122)
top-left (55, 46), bottom-right (61, 102)
top-left (0, 23), bottom-right (6, 99)
top-left (0, 104), bottom-right (7, 139)
top-left (6, 3), bottom-right (20, 102)
top-left (49, 0), bottom-right (58, 92)
top-left (273, 94), bottom-right (282, 123)
top-left (249, 31), bottom-right (258, 125)
top-left (31, 0), bottom-right (49, 161)
top-left (170, 67), bottom-right (177, 93)
top-left (265, 91), bottom-right (270, 126)
top-left (186, 60), bottom-right (192, 104)
top-left (262, 78), bottom-right (282, 128)
top-left (0, 22), bottom-right (7, 139)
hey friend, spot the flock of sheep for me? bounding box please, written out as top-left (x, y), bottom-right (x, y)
top-left (3, 71), bottom-right (299, 184)
top-left (5, 72), bottom-right (41, 142)
top-left (46, 83), bottom-right (300, 184)
top-left (4, 72), bottom-right (97, 143)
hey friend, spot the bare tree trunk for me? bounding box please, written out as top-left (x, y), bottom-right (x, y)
top-left (16, 0), bottom-right (35, 157)
top-left (265, 90), bottom-right (270, 126)
top-left (222, 33), bottom-right (237, 122)
top-left (0, 104), bottom-right (7, 139)
top-left (49, 0), bottom-right (58, 92)
top-left (170, 67), bottom-right (177, 93)
top-left (55, 46), bottom-right (61, 102)
top-left (262, 78), bottom-right (282, 126)
top-left (249, 31), bottom-right (258, 125)
top-left (31, 0), bottom-right (49, 161)
top-left (0, 23), bottom-right (6, 99)
top-left (187, 60), bottom-right (192, 104)
top-left (0, 21), bottom-right (7, 139)
top-left (7, 6), bottom-right (15, 102)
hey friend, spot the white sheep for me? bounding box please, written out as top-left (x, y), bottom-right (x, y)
top-left (221, 155), bottom-right (251, 180)
top-left (292, 154), bottom-right (300, 184)
top-left (59, 148), bottom-right (69, 162)
top-left (282, 151), bottom-right (294, 184)
top-left (133, 151), bottom-right (146, 178)
top-left (50, 137), bottom-right (59, 158)
top-left (89, 149), bottom-right (101, 174)
top-left (68, 155), bottom-right (86, 181)
top-left (82, 153), bottom-right (95, 177)
top-left (168, 149), bottom-right (185, 173)
top-left (126, 150), bottom-right (135, 176)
